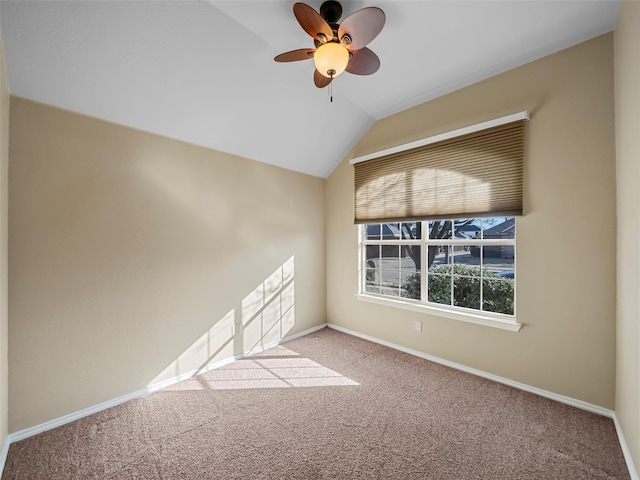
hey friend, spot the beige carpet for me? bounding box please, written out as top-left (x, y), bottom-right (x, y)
top-left (2, 327), bottom-right (630, 479)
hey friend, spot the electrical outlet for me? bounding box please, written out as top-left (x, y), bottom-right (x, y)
top-left (414, 320), bottom-right (422, 333)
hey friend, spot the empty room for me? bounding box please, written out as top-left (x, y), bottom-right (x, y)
top-left (0, 0), bottom-right (638, 478)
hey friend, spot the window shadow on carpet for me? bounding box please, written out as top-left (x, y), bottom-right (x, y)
top-left (161, 345), bottom-right (360, 391)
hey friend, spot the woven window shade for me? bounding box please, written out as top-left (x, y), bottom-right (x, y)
top-left (354, 120), bottom-right (525, 224)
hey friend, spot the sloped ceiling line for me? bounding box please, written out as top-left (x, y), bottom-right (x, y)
top-left (0, 0), bottom-right (622, 178)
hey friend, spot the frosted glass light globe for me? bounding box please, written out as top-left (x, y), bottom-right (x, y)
top-left (313, 43), bottom-right (349, 78)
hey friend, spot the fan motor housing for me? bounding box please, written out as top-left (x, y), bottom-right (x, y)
top-left (320, 1), bottom-right (342, 23)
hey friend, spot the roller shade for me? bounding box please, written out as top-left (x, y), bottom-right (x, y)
top-left (354, 119), bottom-right (525, 224)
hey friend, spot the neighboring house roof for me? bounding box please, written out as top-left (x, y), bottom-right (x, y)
top-left (457, 224), bottom-right (480, 232)
top-left (483, 218), bottom-right (516, 236)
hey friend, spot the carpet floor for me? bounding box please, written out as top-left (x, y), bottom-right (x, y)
top-left (2, 327), bottom-right (631, 479)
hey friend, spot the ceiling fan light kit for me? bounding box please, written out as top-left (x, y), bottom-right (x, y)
top-left (274, 1), bottom-right (385, 91)
top-left (314, 42), bottom-right (349, 78)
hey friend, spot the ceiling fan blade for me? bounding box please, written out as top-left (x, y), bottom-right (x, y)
top-left (338, 7), bottom-right (385, 51)
top-left (274, 49), bottom-right (315, 62)
top-left (293, 3), bottom-right (334, 41)
top-left (346, 48), bottom-right (380, 75)
top-left (314, 69), bottom-right (332, 88)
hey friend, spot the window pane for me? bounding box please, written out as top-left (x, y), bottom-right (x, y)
top-left (379, 269), bottom-right (400, 289)
top-left (428, 274), bottom-right (451, 305)
top-left (428, 264), bottom-right (452, 277)
top-left (365, 224), bottom-right (382, 240)
top-left (401, 222), bottom-right (421, 240)
top-left (494, 268), bottom-right (515, 279)
top-left (481, 245), bottom-right (515, 261)
top-left (380, 253), bottom-right (400, 274)
top-left (483, 279), bottom-right (515, 315)
top-left (454, 276), bottom-right (481, 310)
top-left (365, 267), bottom-right (377, 284)
top-left (468, 245), bottom-right (481, 259)
top-left (454, 219), bottom-right (481, 239)
top-left (401, 271), bottom-right (421, 300)
top-left (452, 245), bottom-right (481, 276)
top-left (365, 283), bottom-right (380, 295)
top-left (428, 220), bottom-right (452, 239)
top-left (365, 244), bottom-right (380, 262)
top-left (482, 217), bottom-right (515, 240)
top-left (483, 245), bottom-right (515, 281)
top-left (401, 245), bottom-right (420, 269)
top-left (374, 245), bottom-right (397, 292)
top-left (380, 244), bottom-right (400, 266)
top-left (400, 245), bottom-right (420, 300)
top-left (381, 286), bottom-right (400, 297)
top-left (429, 245), bottom-right (453, 272)
top-left (381, 222), bottom-right (400, 240)
top-left (364, 240), bottom-right (380, 294)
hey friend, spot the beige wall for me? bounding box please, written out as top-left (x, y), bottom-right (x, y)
top-left (327, 34), bottom-right (617, 408)
top-left (0, 31), bottom-right (9, 454)
top-left (8, 97), bottom-right (326, 432)
top-left (615, 0), bottom-right (640, 470)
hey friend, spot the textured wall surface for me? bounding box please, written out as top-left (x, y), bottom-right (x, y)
top-left (0, 27), bottom-right (10, 458)
top-left (327, 34), bottom-right (616, 408)
top-left (9, 98), bottom-right (326, 431)
top-left (614, 0), bottom-right (640, 472)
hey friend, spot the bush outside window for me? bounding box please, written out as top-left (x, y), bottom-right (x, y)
top-left (361, 218), bottom-right (516, 317)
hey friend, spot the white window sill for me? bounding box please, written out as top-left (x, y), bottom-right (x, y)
top-left (356, 294), bottom-right (522, 332)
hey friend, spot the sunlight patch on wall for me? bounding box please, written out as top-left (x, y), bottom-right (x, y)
top-left (148, 257), bottom-right (297, 389)
top-left (149, 309), bottom-right (236, 386)
top-left (242, 256), bottom-right (295, 353)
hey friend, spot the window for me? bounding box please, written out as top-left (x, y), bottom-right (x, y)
top-left (360, 217), bottom-right (516, 326)
top-left (353, 114), bottom-right (526, 331)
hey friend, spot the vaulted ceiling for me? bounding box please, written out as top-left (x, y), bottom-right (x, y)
top-left (0, 0), bottom-right (622, 177)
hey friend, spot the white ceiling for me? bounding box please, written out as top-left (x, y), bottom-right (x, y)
top-left (0, 0), bottom-right (622, 178)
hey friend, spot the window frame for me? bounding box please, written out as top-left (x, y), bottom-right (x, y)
top-left (357, 220), bottom-right (521, 332)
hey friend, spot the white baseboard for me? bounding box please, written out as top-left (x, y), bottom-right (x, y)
top-left (327, 323), bottom-right (640, 478)
top-left (0, 436), bottom-right (9, 476)
top-left (2, 321), bottom-right (637, 480)
top-left (327, 323), bottom-right (613, 417)
top-left (4, 322), bottom-right (328, 447)
top-left (613, 413), bottom-right (640, 480)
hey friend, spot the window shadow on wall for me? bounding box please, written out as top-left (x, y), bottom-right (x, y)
top-left (148, 256), bottom-right (326, 390)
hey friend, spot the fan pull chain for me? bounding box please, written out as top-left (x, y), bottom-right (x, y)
top-left (329, 74), bottom-right (334, 103)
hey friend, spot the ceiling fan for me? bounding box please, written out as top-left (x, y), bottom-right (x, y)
top-left (274, 1), bottom-right (385, 89)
